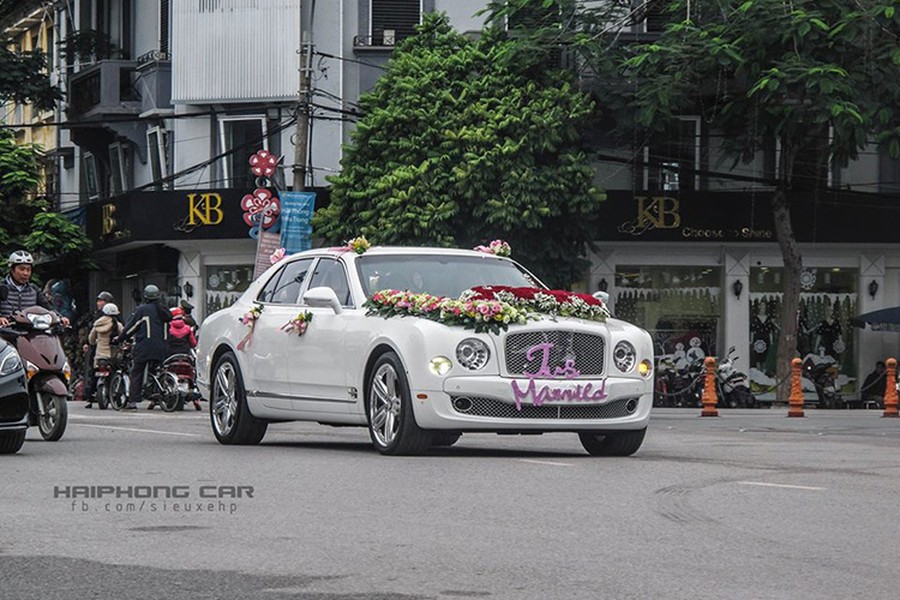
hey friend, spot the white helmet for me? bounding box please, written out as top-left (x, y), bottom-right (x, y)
top-left (8, 250), bottom-right (34, 268)
top-left (102, 303), bottom-right (120, 316)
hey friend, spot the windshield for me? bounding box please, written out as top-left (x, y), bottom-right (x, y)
top-left (356, 254), bottom-right (543, 298)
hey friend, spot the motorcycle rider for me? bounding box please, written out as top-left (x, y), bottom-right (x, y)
top-left (0, 250), bottom-right (70, 328)
top-left (86, 302), bottom-right (124, 408)
top-left (82, 291), bottom-right (115, 407)
top-left (115, 284), bottom-right (171, 410)
top-left (167, 306), bottom-right (201, 411)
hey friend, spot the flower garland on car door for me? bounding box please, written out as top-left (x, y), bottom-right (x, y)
top-left (282, 311), bottom-right (313, 336)
top-left (237, 303), bottom-right (263, 351)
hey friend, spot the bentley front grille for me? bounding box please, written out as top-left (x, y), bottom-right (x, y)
top-left (504, 331), bottom-right (605, 378)
top-left (451, 396), bottom-right (636, 420)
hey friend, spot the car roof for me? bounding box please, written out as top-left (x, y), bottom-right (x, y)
top-left (295, 246), bottom-right (510, 259)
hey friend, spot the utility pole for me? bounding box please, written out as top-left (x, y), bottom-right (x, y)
top-left (292, 0), bottom-right (312, 192)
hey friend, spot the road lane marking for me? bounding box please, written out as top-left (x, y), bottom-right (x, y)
top-left (74, 424), bottom-right (203, 437)
top-left (519, 459), bottom-right (574, 467)
top-left (736, 481), bottom-right (825, 491)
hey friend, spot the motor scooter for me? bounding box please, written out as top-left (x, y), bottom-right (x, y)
top-left (0, 306), bottom-right (71, 440)
top-left (804, 360), bottom-right (842, 409)
top-left (715, 346), bottom-right (757, 408)
top-left (163, 352), bottom-right (201, 411)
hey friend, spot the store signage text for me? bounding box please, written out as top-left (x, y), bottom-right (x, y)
top-left (619, 195), bottom-right (773, 240)
top-left (187, 193), bottom-right (224, 226)
top-left (509, 342), bottom-right (608, 411)
top-left (101, 202), bottom-right (130, 240)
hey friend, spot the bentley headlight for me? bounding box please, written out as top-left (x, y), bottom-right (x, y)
top-left (0, 345), bottom-right (22, 377)
top-left (456, 338), bottom-right (490, 371)
top-left (613, 341), bottom-right (637, 373)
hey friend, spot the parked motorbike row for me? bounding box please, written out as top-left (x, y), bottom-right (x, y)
top-left (654, 346), bottom-right (760, 408)
top-left (0, 306), bottom-right (200, 455)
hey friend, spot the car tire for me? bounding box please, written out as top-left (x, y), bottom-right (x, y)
top-left (210, 352), bottom-right (267, 445)
top-left (366, 352), bottom-right (431, 455)
top-left (431, 432), bottom-right (461, 447)
top-left (0, 430), bottom-right (26, 454)
top-left (578, 428), bottom-right (646, 457)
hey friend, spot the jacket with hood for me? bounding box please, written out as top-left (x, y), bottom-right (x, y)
top-left (168, 318), bottom-right (197, 356)
top-left (88, 315), bottom-right (124, 364)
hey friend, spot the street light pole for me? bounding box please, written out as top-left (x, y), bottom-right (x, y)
top-left (292, 0), bottom-right (312, 192)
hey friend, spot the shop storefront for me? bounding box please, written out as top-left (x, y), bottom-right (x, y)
top-left (589, 189), bottom-right (900, 401)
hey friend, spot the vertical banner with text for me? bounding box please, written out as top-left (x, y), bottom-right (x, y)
top-left (279, 191), bottom-right (316, 255)
top-left (253, 230), bottom-right (283, 279)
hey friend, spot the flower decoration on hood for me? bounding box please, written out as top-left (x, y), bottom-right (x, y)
top-left (269, 247), bottom-right (286, 265)
top-left (282, 311), bottom-right (313, 336)
top-left (474, 240), bottom-right (511, 257)
top-left (345, 236), bottom-right (371, 254)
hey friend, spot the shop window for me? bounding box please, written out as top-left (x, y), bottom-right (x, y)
top-left (371, 0), bottom-right (420, 46)
top-left (206, 265), bottom-right (255, 316)
top-left (147, 127), bottom-right (168, 190)
top-left (219, 116), bottom-right (267, 190)
top-left (615, 265), bottom-right (722, 366)
top-left (645, 117), bottom-right (699, 192)
top-left (108, 142), bottom-right (129, 195)
top-left (748, 267), bottom-right (858, 398)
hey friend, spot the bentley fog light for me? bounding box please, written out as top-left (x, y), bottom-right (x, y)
top-left (456, 338), bottom-right (490, 371)
top-left (429, 356), bottom-right (453, 376)
top-left (613, 341), bottom-right (637, 373)
top-left (638, 359), bottom-right (653, 378)
top-left (0, 345), bottom-right (22, 376)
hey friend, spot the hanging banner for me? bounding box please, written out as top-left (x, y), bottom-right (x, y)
top-left (253, 230), bottom-right (283, 279)
top-left (280, 191), bottom-right (316, 254)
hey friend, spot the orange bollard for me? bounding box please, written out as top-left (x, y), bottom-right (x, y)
top-left (788, 358), bottom-right (805, 418)
top-left (883, 358), bottom-right (899, 418)
top-left (700, 357), bottom-right (719, 417)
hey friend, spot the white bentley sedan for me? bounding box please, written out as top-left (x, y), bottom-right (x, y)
top-left (196, 246), bottom-right (654, 456)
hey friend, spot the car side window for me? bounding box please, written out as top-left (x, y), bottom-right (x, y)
top-left (307, 258), bottom-right (352, 306)
top-left (256, 258), bottom-right (314, 305)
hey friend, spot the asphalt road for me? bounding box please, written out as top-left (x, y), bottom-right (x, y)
top-left (2, 404), bottom-right (899, 600)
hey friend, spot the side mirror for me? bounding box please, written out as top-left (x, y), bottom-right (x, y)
top-left (302, 286), bottom-right (343, 314)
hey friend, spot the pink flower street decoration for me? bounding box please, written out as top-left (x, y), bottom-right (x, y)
top-left (249, 149), bottom-right (279, 178)
top-left (269, 247), bottom-right (286, 264)
top-left (474, 240), bottom-right (512, 257)
top-left (281, 311), bottom-right (313, 336)
top-left (236, 303), bottom-right (263, 351)
top-left (345, 235), bottom-right (371, 254)
top-left (241, 188), bottom-right (281, 230)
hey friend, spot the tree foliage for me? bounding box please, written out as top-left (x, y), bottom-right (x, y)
top-left (0, 130), bottom-right (93, 275)
top-left (0, 0), bottom-right (61, 112)
top-left (313, 12), bottom-right (605, 288)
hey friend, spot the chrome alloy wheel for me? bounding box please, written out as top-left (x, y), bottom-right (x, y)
top-left (212, 361), bottom-right (237, 437)
top-left (369, 362), bottom-right (402, 447)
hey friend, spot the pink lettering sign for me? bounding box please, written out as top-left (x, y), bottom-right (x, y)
top-left (510, 342), bottom-right (607, 411)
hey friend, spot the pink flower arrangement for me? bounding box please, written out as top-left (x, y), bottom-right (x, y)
top-left (365, 289), bottom-right (529, 334)
top-left (269, 247), bottom-right (286, 264)
top-left (282, 311), bottom-right (313, 336)
top-left (345, 235), bottom-right (371, 254)
top-left (237, 303), bottom-right (264, 350)
top-left (474, 240), bottom-right (512, 257)
top-left (463, 285), bottom-right (609, 322)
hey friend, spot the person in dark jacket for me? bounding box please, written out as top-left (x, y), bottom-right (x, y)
top-left (0, 250), bottom-right (70, 327)
top-left (116, 284), bottom-right (171, 410)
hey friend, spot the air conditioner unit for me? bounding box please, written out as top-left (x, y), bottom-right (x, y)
top-left (383, 29), bottom-right (395, 46)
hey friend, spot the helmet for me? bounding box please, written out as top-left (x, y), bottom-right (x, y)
top-left (143, 284), bottom-right (161, 301)
top-left (170, 306), bottom-right (184, 319)
top-left (102, 303), bottom-right (120, 316)
top-left (97, 291), bottom-right (114, 303)
top-left (8, 250), bottom-right (33, 269)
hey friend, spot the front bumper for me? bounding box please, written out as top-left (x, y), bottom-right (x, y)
top-left (0, 373), bottom-right (29, 432)
top-left (411, 374), bottom-right (652, 432)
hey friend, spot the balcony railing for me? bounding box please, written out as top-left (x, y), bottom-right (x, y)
top-left (68, 60), bottom-right (141, 119)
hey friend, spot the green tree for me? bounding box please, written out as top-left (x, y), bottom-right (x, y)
top-left (486, 0), bottom-right (900, 400)
top-left (0, 130), bottom-right (93, 275)
top-left (0, 0), bottom-right (61, 111)
top-left (313, 12), bottom-right (605, 288)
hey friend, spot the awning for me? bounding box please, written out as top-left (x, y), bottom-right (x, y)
top-left (851, 307), bottom-right (900, 332)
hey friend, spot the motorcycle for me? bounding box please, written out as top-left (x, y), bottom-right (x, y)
top-left (163, 352), bottom-right (200, 411)
top-left (715, 346), bottom-right (757, 408)
top-left (804, 360), bottom-right (842, 409)
top-left (0, 306), bottom-right (71, 441)
top-left (92, 358), bottom-right (113, 410)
